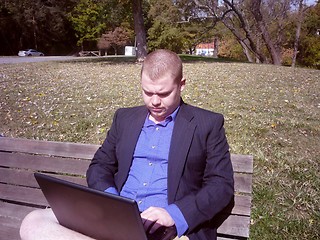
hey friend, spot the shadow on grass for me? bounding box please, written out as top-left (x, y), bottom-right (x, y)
top-left (59, 55), bottom-right (137, 65)
top-left (58, 55), bottom-right (245, 64)
top-left (179, 54), bottom-right (246, 63)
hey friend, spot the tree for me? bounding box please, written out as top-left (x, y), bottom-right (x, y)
top-left (0, 0), bottom-right (78, 55)
top-left (148, 0), bottom-right (185, 52)
top-left (220, 0), bottom-right (266, 63)
top-left (185, 0), bottom-right (267, 63)
top-left (132, 0), bottom-right (147, 61)
top-left (181, 0), bottom-right (313, 65)
top-left (97, 27), bottom-right (130, 54)
top-left (250, 0), bottom-right (282, 65)
top-left (147, 0), bottom-right (216, 54)
top-left (291, 0), bottom-right (309, 67)
top-left (298, 2), bottom-right (320, 68)
top-left (68, 0), bottom-right (107, 50)
top-left (0, 0), bottom-right (146, 58)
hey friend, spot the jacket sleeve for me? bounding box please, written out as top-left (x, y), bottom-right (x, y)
top-left (174, 114), bottom-right (234, 233)
top-left (86, 110), bottom-right (120, 191)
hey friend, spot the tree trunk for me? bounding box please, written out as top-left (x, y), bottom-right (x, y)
top-left (292, 0), bottom-right (304, 67)
top-left (132, 0), bottom-right (147, 61)
top-left (240, 41), bottom-right (254, 63)
top-left (32, 15), bottom-right (37, 50)
top-left (222, 18), bottom-right (256, 63)
top-left (251, 0), bottom-right (282, 65)
top-left (222, 0), bottom-right (266, 63)
top-left (213, 38), bottom-right (218, 58)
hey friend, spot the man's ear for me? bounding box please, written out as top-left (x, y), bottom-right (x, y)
top-left (180, 78), bottom-right (186, 91)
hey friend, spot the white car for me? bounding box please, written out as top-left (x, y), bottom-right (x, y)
top-left (18, 49), bottom-right (44, 57)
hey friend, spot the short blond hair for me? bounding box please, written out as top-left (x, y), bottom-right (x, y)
top-left (141, 49), bottom-right (183, 83)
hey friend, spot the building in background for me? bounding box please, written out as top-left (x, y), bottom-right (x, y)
top-left (195, 41), bottom-right (215, 56)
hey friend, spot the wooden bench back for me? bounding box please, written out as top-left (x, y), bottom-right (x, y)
top-left (0, 137), bottom-right (253, 239)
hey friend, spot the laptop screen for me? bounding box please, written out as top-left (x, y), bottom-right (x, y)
top-left (35, 173), bottom-right (148, 240)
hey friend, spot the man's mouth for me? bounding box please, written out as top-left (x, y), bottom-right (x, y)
top-left (151, 108), bottom-right (163, 113)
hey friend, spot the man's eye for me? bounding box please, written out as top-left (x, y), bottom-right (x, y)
top-left (143, 91), bottom-right (170, 97)
top-left (144, 92), bottom-right (153, 97)
top-left (158, 92), bottom-right (170, 98)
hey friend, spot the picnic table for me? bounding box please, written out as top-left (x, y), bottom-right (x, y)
top-left (79, 51), bottom-right (100, 57)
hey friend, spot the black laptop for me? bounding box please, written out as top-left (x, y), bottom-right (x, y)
top-left (34, 173), bottom-right (177, 240)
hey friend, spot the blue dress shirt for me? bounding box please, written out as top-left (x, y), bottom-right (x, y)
top-left (105, 107), bottom-right (188, 236)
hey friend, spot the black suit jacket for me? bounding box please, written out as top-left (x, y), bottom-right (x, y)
top-left (87, 100), bottom-right (234, 240)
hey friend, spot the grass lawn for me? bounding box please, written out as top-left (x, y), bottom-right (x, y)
top-left (0, 57), bottom-right (319, 239)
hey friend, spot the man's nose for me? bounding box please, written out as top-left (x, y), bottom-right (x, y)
top-left (151, 95), bottom-right (161, 106)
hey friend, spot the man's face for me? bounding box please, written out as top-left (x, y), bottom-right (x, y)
top-left (141, 72), bottom-right (185, 123)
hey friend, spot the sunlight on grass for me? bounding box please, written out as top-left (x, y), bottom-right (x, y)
top-left (0, 60), bottom-right (319, 239)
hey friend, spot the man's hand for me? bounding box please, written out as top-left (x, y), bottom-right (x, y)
top-left (140, 207), bottom-right (175, 234)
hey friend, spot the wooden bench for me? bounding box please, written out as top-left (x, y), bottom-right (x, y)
top-left (0, 137), bottom-right (253, 240)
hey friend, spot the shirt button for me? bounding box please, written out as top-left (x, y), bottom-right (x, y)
top-left (151, 146), bottom-right (156, 149)
top-left (138, 200), bottom-right (142, 204)
top-left (149, 162), bottom-right (153, 166)
top-left (143, 182), bottom-right (147, 186)
top-left (156, 127), bottom-right (159, 131)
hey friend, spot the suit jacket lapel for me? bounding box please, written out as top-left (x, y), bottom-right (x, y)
top-left (120, 106), bottom-right (148, 183)
top-left (168, 103), bottom-right (196, 203)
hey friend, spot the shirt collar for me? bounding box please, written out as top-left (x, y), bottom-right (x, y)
top-left (145, 106), bottom-right (180, 127)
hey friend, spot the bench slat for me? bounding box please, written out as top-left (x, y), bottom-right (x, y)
top-left (230, 154), bottom-right (253, 174)
top-left (234, 173), bottom-right (252, 194)
top-left (0, 219), bottom-right (20, 240)
top-left (0, 202), bottom-right (38, 239)
top-left (0, 183), bottom-right (251, 216)
top-left (0, 137), bottom-right (252, 174)
top-left (217, 215), bottom-right (250, 238)
top-left (0, 137), bottom-right (98, 159)
top-left (233, 195), bottom-right (252, 216)
top-left (0, 184), bottom-right (48, 207)
top-left (0, 150), bottom-right (253, 194)
top-left (0, 165), bottom-right (251, 196)
top-left (0, 168), bottom-right (87, 188)
top-left (0, 188), bottom-right (250, 240)
top-left (0, 202), bottom-right (37, 220)
top-left (0, 211), bottom-right (250, 240)
top-left (0, 152), bottom-right (89, 176)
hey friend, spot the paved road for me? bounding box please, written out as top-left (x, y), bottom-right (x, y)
top-left (0, 56), bottom-right (82, 64)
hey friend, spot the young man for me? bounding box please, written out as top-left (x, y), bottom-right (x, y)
top-left (20, 49), bottom-right (234, 240)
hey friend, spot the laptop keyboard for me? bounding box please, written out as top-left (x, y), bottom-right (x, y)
top-left (147, 226), bottom-right (177, 240)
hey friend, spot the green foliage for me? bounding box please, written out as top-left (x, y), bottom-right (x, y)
top-left (219, 38), bottom-right (247, 60)
top-left (147, 0), bottom-right (183, 52)
top-left (98, 27), bottom-right (130, 54)
top-left (0, 0), bottom-right (78, 55)
top-left (298, 3), bottom-right (320, 69)
top-left (68, 0), bottom-right (134, 49)
top-left (147, 0), bottom-right (215, 53)
top-left (180, 21), bottom-right (217, 54)
top-left (0, 0), bottom-right (319, 69)
top-left (68, 0), bottom-right (107, 46)
top-left (101, 0), bottom-right (133, 34)
top-left (215, 21), bottom-right (247, 60)
top-left (148, 21), bottom-right (186, 53)
top-left (299, 36), bottom-right (320, 68)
